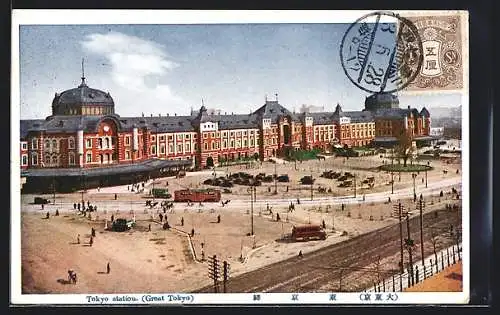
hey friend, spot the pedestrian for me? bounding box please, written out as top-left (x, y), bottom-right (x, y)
top-left (73, 272), bottom-right (77, 284)
top-left (78, 203), bottom-right (81, 211)
top-left (73, 203), bottom-right (76, 210)
top-left (46, 211), bottom-right (50, 219)
top-left (42, 204), bottom-right (45, 210)
top-left (111, 214), bottom-right (114, 222)
top-left (276, 213), bottom-right (280, 221)
top-left (181, 217), bottom-right (184, 226)
top-left (159, 213), bottom-right (163, 222)
top-left (166, 181), bottom-right (169, 186)
top-left (114, 193), bottom-right (117, 200)
top-left (55, 209), bottom-right (59, 216)
top-left (322, 220), bottom-right (326, 229)
top-left (388, 197), bottom-right (391, 203)
top-left (440, 190), bottom-right (444, 197)
top-left (191, 228), bottom-right (195, 237)
top-left (217, 214), bottom-right (221, 223)
top-left (91, 227), bottom-right (96, 237)
top-left (106, 262), bottom-right (110, 274)
top-left (341, 203), bottom-right (345, 211)
top-left (286, 186), bottom-right (289, 192)
top-left (298, 250), bottom-right (303, 258)
top-left (148, 224), bottom-right (151, 231)
top-left (77, 234), bottom-right (80, 244)
top-left (127, 185), bottom-right (130, 191)
top-left (89, 236), bottom-right (93, 247)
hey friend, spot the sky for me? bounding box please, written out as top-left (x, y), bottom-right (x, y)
top-left (18, 24), bottom-right (462, 119)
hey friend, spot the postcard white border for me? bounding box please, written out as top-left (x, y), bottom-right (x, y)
top-left (11, 9), bottom-right (470, 305)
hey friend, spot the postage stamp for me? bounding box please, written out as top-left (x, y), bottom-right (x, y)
top-left (401, 13), bottom-right (465, 91)
top-left (11, 10), bottom-right (469, 305)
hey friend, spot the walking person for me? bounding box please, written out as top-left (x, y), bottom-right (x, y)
top-left (73, 203), bottom-right (77, 210)
top-left (106, 262), bottom-right (110, 274)
top-left (77, 234), bottom-right (80, 244)
top-left (111, 214), bottom-right (114, 222)
top-left (89, 236), bottom-right (94, 247)
top-left (217, 214), bottom-right (221, 223)
top-left (191, 228), bottom-right (195, 237)
top-left (91, 227), bottom-right (96, 237)
top-left (46, 211), bottom-right (50, 219)
top-left (148, 224), bottom-right (151, 232)
top-left (181, 217), bottom-right (184, 226)
top-left (114, 193), bottom-right (117, 200)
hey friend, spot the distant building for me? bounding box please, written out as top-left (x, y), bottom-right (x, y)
top-left (430, 127), bottom-right (445, 137)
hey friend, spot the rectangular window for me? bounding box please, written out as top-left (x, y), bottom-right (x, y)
top-left (21, 143), bottom-right (27, 150)
top-left (125, 151), bottom-right (130, 160)
top-left (86, 152), bottom-right (92, 163)
top-left (68, 138), bottom-right (75, 149)
top-left (151, 135), bottom-right (156, 142)
top-left (125, 136), bottom-right (131, 146)
top-left (204, 143), bottom-right (208, 150)
top-left (151, 145), bottom-right (157, 155)
top-left (230, 132), bottom-right (234, 137)
top-left (159, 135), bottom-right (165, 141)
top-left (86, 139), bottom-right (92, 148)
top-left (211, 132), bottom-right (215, 138)
top-left (203, 133), bottom-right (208, 139)
top-left (69, 154), bottom-right (75, 165)
top-left (243, 131), bottom-right (247, 136)
top-left (178, 144), bottom-right (183, 152)
top-left (216, 132), bottom-right (220, 137)
top-left (160, 144), bottom-right (165, 154)
top-left (223, 131), bottom-right (227, 137)
top-left (243, 139), bottom-right (248, 147)
top-left (185, 143), bottom-right (190, 152)
top-left (185, 134), bottom-right (190, 139)
top-left (31, 138), bottom-right (38, 150)
top-left (21, 155), bottom-right (28, 165)
top-left (168, 135), bottom-right (173, 141)
top-left (169, 144), bottom-right (174, 153)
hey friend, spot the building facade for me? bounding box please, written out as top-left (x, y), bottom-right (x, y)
top-left (20, 78), bottom-right (432, 174)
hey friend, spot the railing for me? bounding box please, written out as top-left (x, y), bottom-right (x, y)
top-left (365, 243), bottom-right (462, 292)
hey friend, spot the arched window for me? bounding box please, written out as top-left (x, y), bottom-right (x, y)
top-left (105, 138), bottom-right (110, 148)
top-left (51, 156), bottom-right (58, 164)
top-left (98, 138), bottom-right (103, 148)
top-left (45, 155), bottom-right (51, 165)
top-left (45, 139), bottom-right (51, 150)
top-left (69, 153), bottom-right (75, 165)
top-left (52, 139), bottom-right (57, 150)
top-left (68, 138), bottom-right (75, 149)
top-left (106, 153), bottom-right (110, 163)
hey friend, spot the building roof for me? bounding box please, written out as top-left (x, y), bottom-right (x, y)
top-left (343, 111), bottom-right (374, 123)
top-left (252, 100), bottom-right (299, 122)
top-left (21, 158), bottom-right (192, 178)
top-left (309, 112), bottom-right (335, 125)
top-left (52, 80), bottom-right (114, 107)
top-left (420, 107), bottom-right (430, 117)
top-left (372, 108), bottom-right (411, 119)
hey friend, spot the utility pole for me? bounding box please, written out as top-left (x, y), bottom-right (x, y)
top-left (222, 260), bottom-right (230, 293)
top-left (393, 202), bottom-right (405, 273)
top-left (412, 173), bottom-right (417, 201)
top-left (310, 168), bottom-right (314, 201)
top-left (207, 255), bottom-right (220, 293)
top-left (405, 216), bottom-right (415, 286)
top-left (418, 197), bottom-right (425, 266)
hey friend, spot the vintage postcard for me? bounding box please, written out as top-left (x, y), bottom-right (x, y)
top-left (11, 10), bottom-right (469, 305)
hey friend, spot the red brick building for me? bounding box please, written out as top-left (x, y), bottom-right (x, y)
top-left (20, 78), bottom-right (431, 192)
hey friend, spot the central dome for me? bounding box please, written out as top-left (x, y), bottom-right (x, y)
top-left (51, 78), bottom-right (115, 116)
top-left (364, 93), bottom-right (399, 111)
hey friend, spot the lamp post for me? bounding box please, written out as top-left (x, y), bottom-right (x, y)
top-left (425, 167), bottom-right (428, 188)
top-left (310, 167), bottom-right (314, 201)
top-left (274, 162), bottom-right (278, 195)
top-left (247, 185), bottom-right (256, 235)
top-left (391, 172), bottom-right (394, 194)
top-left (412, 173), bottom-right (417, 200)
top-left (353, 173), bottom-right (357, 198)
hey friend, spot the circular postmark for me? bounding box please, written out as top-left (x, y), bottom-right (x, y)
top-left (340, 11), bottom-right (424, 94)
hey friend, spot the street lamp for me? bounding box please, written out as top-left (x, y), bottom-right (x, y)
top-left (274, 162), bottom-right (278, 195)
top-left (425, 165), bottom-right (428, 188)
top-left (353, 173), bottom-right (357, 198)
top-left (412, 173), bottom-right (417, 201)
top-left (247, 185), bottom-right (256, 235)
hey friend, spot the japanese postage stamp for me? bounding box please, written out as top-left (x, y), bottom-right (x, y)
top-left (401, 13), bottom-right (465, 91)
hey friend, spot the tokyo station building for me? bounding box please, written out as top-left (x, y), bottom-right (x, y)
top-left (20, 75), bottom-right (432, 193)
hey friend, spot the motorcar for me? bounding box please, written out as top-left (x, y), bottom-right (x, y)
top-left (34, 197), bottom-right (50, 205)
top-left (112, 218), bottom-right (135, 232)
top-left (277, 175), bottom-right (290, 182)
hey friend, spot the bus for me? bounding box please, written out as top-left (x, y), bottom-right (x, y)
top-left (151, 188), bottom-right (172, 199)
top-left (291, 225), bottom-right (327, 241)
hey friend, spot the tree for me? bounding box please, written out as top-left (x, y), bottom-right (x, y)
top-left (395, 130), bottom-right (414, 167)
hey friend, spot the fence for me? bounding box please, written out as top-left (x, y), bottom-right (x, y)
top-left (365, 243), bottom-right (462, 292)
